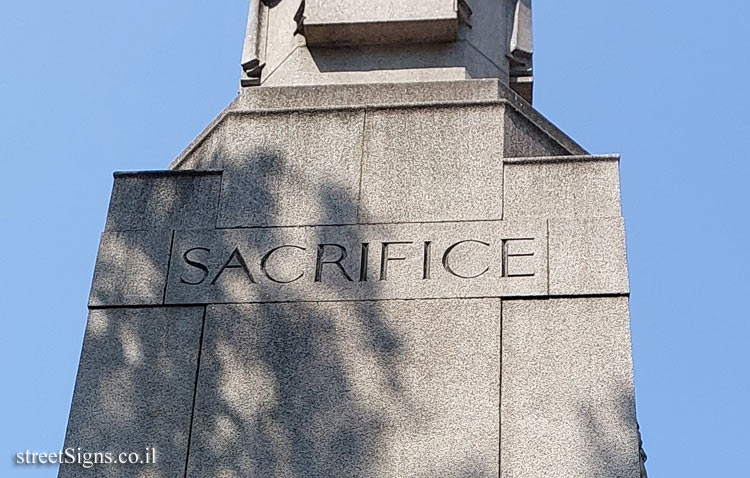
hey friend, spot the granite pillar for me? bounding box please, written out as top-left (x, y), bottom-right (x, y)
top-left (61, 2), bottom-right (642, 476)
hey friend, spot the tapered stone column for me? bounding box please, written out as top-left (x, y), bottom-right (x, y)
top-left (61, 2), bottom-right (643, 477)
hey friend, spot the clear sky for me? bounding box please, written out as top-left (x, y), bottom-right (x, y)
top-left (1, 1), bottom-right (748, 476)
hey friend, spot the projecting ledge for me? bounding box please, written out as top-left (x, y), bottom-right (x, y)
top-left (504, 154), bottom-right (620, 164)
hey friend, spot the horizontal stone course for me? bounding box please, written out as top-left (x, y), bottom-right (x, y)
top-left (304, 0), bottom-right (458, 46)
top-left (87, 217), bottom-right (631, 308)
top-left (171, 81), bottom-right (586, 173)
top-left (165, 220), bottom-right (548, 304)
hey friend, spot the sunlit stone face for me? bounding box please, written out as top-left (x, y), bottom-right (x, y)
top-left (303, 0), bottom-right (461, 46)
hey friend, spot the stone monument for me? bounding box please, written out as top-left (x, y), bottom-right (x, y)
top-left (60, 1), bottom-right (645, 476)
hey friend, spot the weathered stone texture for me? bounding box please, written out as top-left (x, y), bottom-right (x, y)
top-left (245, 0), bottom-right (522, 87)
top-left (211, 111), bottom-right (365, 228)
top-left (66, 67), bottom-right (638, 478)
top-left (59, 307), bottom-right (204, 477)
top-left (233, 79), bottom-right (503, 110)
top-left (549, 217), bottom-right (630, 295)
top-left (306, 0), bottom-right (456, 25)
top-left (304, 0), bottom-right (458, 46)
top-left (504, 108), bottom-right (570, 158)
top-left (460, 0), bottom-right (515, 72)
top-left (504, 156), bottom-right (622, 218)
top-left (360, 105), bottom-right (504, 223)
top-left (261, 42), bottom-right (502, 87)
top-left (165, 220), bottom-right (548, 304)
top-left (172, 82), bottom-right (586, 174)
top-left (262, 0), bottom-right (304, 83)
top-left (187, 299), bottom-right (500, 477)
top-left (89, 230), bottom-right (173, 307)
top-left (501, 297), bottom-right (639, 478)
top-left (105, 171), bottom-right (222, 231)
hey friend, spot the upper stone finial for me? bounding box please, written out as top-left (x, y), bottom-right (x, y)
top-left (241, 0), bottom-right (534, 103)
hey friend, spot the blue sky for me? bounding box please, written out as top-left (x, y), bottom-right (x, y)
top-left (1, 1), bottom-right (748, 476)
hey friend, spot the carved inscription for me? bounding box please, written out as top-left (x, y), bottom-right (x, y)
top-left (179, 238), bottom-right (534, 287)
top-left (165, 221), bottom-right (548, 304)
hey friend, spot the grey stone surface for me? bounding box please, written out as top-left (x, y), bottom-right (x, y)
top-left (165, 220), bottom-right (548, 304)
top-left (262, 0), bottom-right (304, 86)
top-left (89, 230), bottom-right (173, 307)
top-left (304, 19), bottom-right (458, 48)
top-left (504, 107), bottom-right (570, 158)
top-left (105, 171), bottom-right (222, 231)
top-left (187, 299), bottom-right (500, 477)
top-left (495, 79), bottom-right (587, 155)
top-left (241, 0), bottom-right (533, 90)
top-left (207, 110), bottom-right (365, 228)
top-left (240, 0), bottom-right (265, 86)
top-left (59, 307), bottom-right (203, 477)
top-left (509, 0), bottom-right (533, 57)
top-left (501, 297), bottom-right (639, 477)
top-left (170, 81), bottom-right (586, 172)
top-left (65, 4), bottom-right (645, 478)
top-left (359, 105), bottom-right (504, 223)
top-left (460, 0), bottom-right (516, 73)
top-left (549, 217), bottom-right (630, 296)
top-left (304, 0), bottom-right (458, 46)
top-left (260, 41), bottom-right (501, 87)
top-left (504, 155), bottom-right (622, 218)
top-left (306, 0), bottom-right (456, 25)
top-left (235, 79), bottom-right (503, 110)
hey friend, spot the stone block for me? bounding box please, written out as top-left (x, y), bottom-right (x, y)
top-left (105, 171), bottom-right (222, 231)
top-left (187, 299), bottom-right (500, 477)
top-left (165, 220), bottom-right (548, 304)
top-left (304, 0), bottom-right (458, 46)
top-left (359, 105), bottom-right (504, 223)
top-left (212, 110), bottom-right (365, 228)
top-left (549, 217), bottom-right (629, 296)
top-left (89, 230), bottom-right (173, 307)
top-left (503, 156), bottom-right (622, 218)
top-left (260, 42), bottom-right (502, 87)
top-left (235, 79), bottom-right (503, 110)
top-left (501, 297), bottom-right (639, 478)
top-left (306, 0), bottom-right (457, 26)
top-left (59, 307), bottom-right (204, 477)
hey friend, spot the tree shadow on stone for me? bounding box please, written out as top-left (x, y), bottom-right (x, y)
top-left (187, 149), bottom-right (416, 477)
top-left (60, 174), bottom-right (212, 478)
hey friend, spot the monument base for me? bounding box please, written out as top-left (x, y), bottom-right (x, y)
top-left (61, 79), bottom-right (640, 477)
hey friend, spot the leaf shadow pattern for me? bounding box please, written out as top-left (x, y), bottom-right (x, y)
top-left (185, 149), bottom-right (424, 477)
top-left (59, 173), bottom-right (218, 478)
top-left (58, 145), bottom-right (644, 478)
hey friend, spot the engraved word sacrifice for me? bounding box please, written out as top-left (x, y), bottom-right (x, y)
top-left (164, 222), bottom-right (548, 303)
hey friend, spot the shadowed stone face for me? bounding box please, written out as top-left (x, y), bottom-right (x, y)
top-left (187, 300), bottom-right (501, 477)
top-left (63, 108), bottom-right (638, 477)
top-left (60, 2), bottom-right (644, 476)
top-left (59, 308), bottom-right (204, 478)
